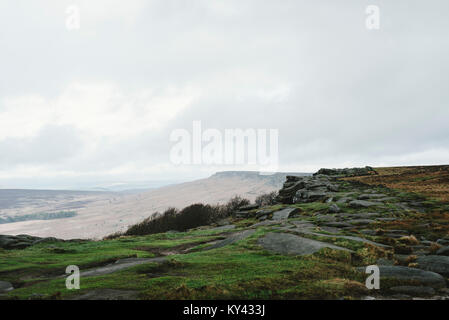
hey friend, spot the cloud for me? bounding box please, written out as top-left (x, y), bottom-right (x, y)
top-left (1, 0), bottom-right (449, 188)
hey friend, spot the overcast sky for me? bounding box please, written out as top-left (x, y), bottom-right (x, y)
top-left (1, 0), bottom-right (448, 189)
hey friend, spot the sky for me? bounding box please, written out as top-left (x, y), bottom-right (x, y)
top-left (0, 0), bottom-right (448, 189)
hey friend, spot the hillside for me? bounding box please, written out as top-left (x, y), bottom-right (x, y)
top-left (0, 171), bottom-right (308, 239)
top-left (343, 165), bottom-right (449, 202)
top-left (1, 166), bottom-right (449, 300)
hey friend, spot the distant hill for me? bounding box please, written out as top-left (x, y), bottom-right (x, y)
top-left (0, 171), bottom-right (310, 239)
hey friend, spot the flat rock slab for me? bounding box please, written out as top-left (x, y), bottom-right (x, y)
top-left (309, 233), bottom-right (391, 249)
top-left (272, 208), bottom-right (300, 221)
top-left (323, 222), bottom-right (352, 228)
top-left (290, 220), bottom-right (316, 229)
top-left (258, 232), bottom-right (352, 256)
top-left (348, 219), bottom-right (376, 226)
top-left (416, 255), bottom-right (449, 277)
top-left (204, 230), bottom-right (255, 251)
top-left (342, 212), bottom-right (381, 219)
top-left (81, 257), bottom-right (167, 277)
top-left (349, 200), bottom-right (379, 208)
top-left (358, 266), bottom-right (446, 289)
top-left (358, 194), bottom-right (387, 200)
top-left (71, 289), bottom-right (139, 300)
top-left (0, 281), bottom-right (14, 293)
top-left (315, 215), bottom-right (337, 222)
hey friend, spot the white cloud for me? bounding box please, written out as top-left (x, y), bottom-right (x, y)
top-left (1, 82), bottom-right (199, 141)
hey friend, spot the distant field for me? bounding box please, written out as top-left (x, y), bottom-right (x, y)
top-left (0, 211), bottom-right (77, 224)
top-left (344, 165), bottom-right (449, 202)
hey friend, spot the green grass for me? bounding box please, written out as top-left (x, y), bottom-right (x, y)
top-left (2, 225), bottom-right (369, 300)
top-left (3, 178), bottom-right (449, 300)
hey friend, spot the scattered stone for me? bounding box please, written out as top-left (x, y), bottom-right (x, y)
top-left (358, 194), bottom-right (387, 200)
top-left (258, 232), bottom-right (352, 256)
top-left (307, 233), bottom-right (391, 249)
top-left (323, 222), bottom-right (352, 228)
top-left (329, 204), bottom-right (340, 213)
top-left (0, 281), bottom-right (14, 293)
top-left (348, 219), bottom-right (376, 226)
top-left (372, 197), bottom-right (397, 202)
top-left (315, 215), bottom-right (337, 222)
top-left (376, 218), bottom-right (398, 222)
top-left (416, 256), bottom-right (449, 277)
top-left (343, 212), bottom-right (380, 219)
top-left (349, 200), bottom-right (379, 208)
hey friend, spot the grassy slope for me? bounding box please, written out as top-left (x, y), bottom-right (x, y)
top-left (2, 168), bottom-right (449, 300)
top-left (344, 165), bottom-right (449, 202)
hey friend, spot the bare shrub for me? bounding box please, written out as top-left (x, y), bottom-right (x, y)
top-left (255, 192), bottom-right (278, 207)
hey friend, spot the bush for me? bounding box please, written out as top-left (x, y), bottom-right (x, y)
top-left (255, 192), bottom-right (278, 207)
top-left (222, 196), bottom-right (250, 216)
top-left (107, 195), bottom-right (252, 238)
top-left (123, 204), bottom-right (223, 236)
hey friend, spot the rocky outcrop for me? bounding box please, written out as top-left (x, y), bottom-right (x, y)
top-left (0, 234), bottom-right (65, 250)
top-left (276, 175), bottom-right (339, 204)
top-left (314, 166), bottom-right (376, 177)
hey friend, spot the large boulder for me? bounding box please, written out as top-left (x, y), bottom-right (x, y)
top-left (358, 266), bottom-right (446, 289)
top-left (271, 208), bottom-right (300, 221)
top-left (416, 255), bottom-right (449, 277)
top-left (0, 281), bottom-right (14, 293)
